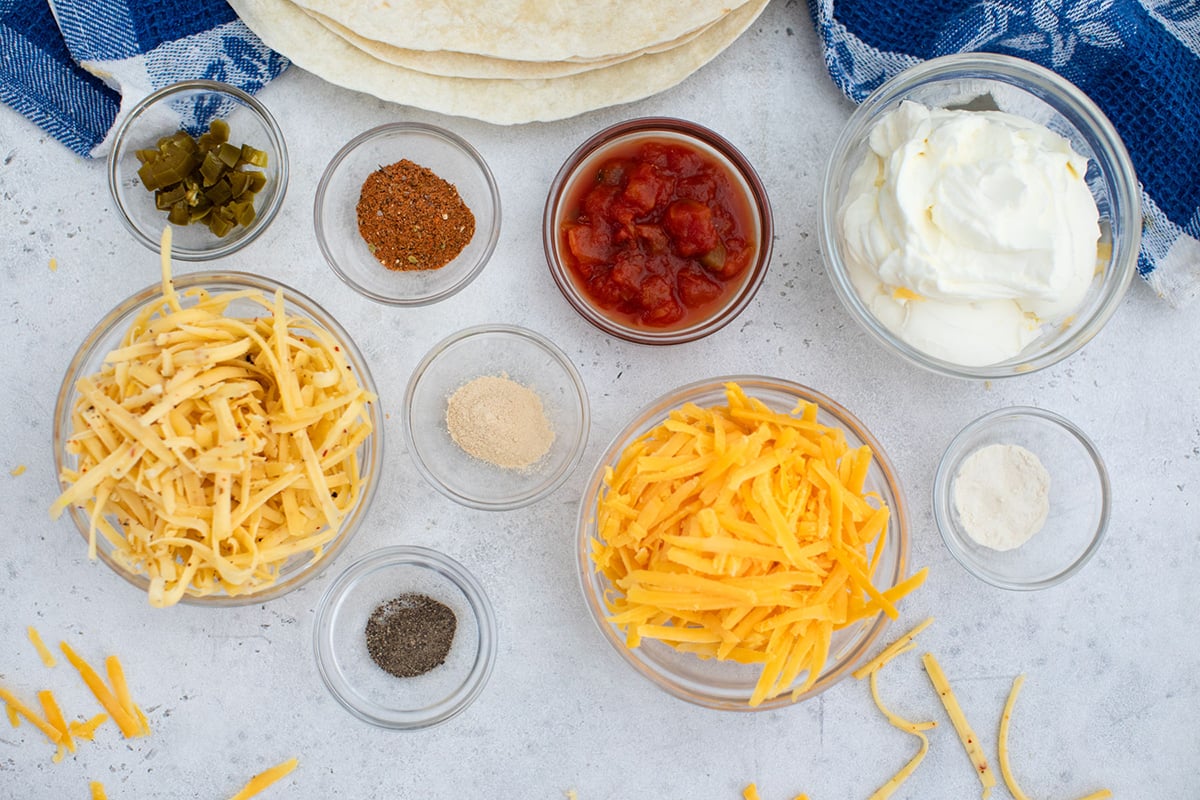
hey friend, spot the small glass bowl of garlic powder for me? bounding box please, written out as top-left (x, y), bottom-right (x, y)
top-left (933, 407), bottom-right (1110, 590)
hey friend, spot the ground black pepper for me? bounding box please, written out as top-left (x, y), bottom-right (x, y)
top-left (356, 159), bottom-right (475, 272)
top-left (364, 593), bottom-right (457, 678)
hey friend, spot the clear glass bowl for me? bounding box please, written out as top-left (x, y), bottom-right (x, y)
top-left (52, 272), bottom-right (382, 606)
top-left (820, 53), bottom-right (1140, 379)
top-left (543, 117), bottom-right (773, 345)
top-left (577, 376), bottom-right (911, 710)
top-left (313, 546), bottom-right (497, 729)
top-left (404, 325), bottom-right (590, 510)
top-left (108, 80), bottom-right (289, 261)
top-left (314, 122), bottom-right (501, 306)
top-left (933, 406), bottom-right (1110, 590)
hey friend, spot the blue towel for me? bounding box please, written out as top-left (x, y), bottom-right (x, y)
top-left (0, 0), bottom-right (287, 158)
top-left (808, 0), bottom-right (1200, 305)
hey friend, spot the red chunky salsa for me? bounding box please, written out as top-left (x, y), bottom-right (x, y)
top-left (559, 138), bottom-right (757, 329)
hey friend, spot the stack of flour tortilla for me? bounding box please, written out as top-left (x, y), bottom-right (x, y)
top-left (227, 0), bottom-right (769, 124)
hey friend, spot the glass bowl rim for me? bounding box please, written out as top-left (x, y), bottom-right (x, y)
top-left (312, 544), bottom-right (498, 730)
top-left (313, 121), bottom-right (502, 307)
top-left (575, 374), bottom-right (911, 710)
top-left (542, 116), bottom-right (774, 345)
top-left (819, 52), bottom-right (1141, 380)
top-left (932, 405), bottom-right (1112, 590)
top-left (52, 270), bottom-right (383, 606)
top-left (106, 79), bottom-right (290, 262)
top-left (402, 323), bottom-right (591, 511)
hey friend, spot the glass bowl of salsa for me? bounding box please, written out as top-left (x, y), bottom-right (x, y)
top-left (543, 118), bottom-right (773, 345)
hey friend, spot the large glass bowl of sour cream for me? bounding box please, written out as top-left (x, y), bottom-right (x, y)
top-left (820, 53), bottom-right (1140, 379)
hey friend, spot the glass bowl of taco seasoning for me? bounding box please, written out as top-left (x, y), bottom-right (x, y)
top-left (403, 325), bottom-right (590, 510)
top-left (543, 117), bottom-right (773, 344)
top-left (108, 80), bottom-right (289, 261)
top-left (933, 406), bottom-right (1111, 590)
top-left (313, 545), bottom-right (497, 729)
top-left (314, 122), bottom-right (502, 306)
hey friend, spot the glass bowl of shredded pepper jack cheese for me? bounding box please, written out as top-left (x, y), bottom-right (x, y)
top-left (577, 377), bottom-right (926, 710)
top-left (51, 232), bottom-right (382, 607)
top-left (314, 122), bottom-right (502, 306)
top-left (108, 80), bottom-right (288, 262)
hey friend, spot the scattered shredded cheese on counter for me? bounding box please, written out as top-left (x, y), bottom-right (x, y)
top-left (922, 651), bottom-right (996, 799)
top-left (228, 757), bottom-right (299, 800)
top-left (27, 625), bottom-right (57, 667)
top-left (9, 464), bottom-right (26, 476)
top-left (59, 641), bottom-right (147, 738)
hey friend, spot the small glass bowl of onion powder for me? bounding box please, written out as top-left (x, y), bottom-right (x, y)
top-left (933, 407), bottom-right (1111, 590)
top-left (313, 546), bottom-right (497, 729)
top-left (404, 325), bottom-right (590, 510)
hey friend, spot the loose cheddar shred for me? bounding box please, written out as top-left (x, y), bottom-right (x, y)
top-left (922, 652), bottom-right (996, 799)
top-left (591, 382), bottom-right (925, 706)
top-left (27, 626), bottom-right (57, 668)
top-left (106, 655), bottom-right (150, 736)
top-left (90, 781), bottom-right (108, 800)
top-left (743, 784), bottom-right (761, 800)
top-left (50, 227), bottom-right (375, 607)
top-left (1075, 792), bottom-right (1113, 800)
top-left (37, 689), bottom-right (74, 754)
top-left (229, 757), bottom-right (299, 800)
top-left (60, 642), bottom-right (144, 738)
top-left (5, 702), bottom-right (19, 727)
top-left (0, 687), bottom-right (62, 745)
top-left (70, 713), bottom-right (109, 741)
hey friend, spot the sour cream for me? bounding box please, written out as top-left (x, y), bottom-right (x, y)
top-left (839, 100), bottom-right (1100, 367)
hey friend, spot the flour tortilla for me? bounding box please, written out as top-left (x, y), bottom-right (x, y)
top-left (287, 0), bottom-right (752, 62)
top-left (228, 0), bottom-right (769, 125)
top-left (305, 8), bottom-right (717, 80)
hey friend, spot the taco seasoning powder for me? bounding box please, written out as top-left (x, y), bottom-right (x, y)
top-left (356, 159), bottom-right (475, 271)
top-left (365, 593), bottom-right (457, 678)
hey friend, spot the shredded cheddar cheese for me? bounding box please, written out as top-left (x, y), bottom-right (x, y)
top-left (922, 652), bottom-right (996, 799)
top-left (743, 784), bottom-right (761, 800)
top-left (591, 382), bottom-right (926, 707)
top-left (0, 687), bottom-right (62, 745)
top-left (229, 757), bottom-right (299, 800)
top-left (27, 626), bottom-right (57, 668)
top-left (90, 781), bottom-right (107, 800)
top-left (10, 464), bottom-right (26, 476)
top-left (60, 641), bottom-right (144, 738)
top-left (50, 227), bottom-right (375, 607)
top-left (70, 713), bottom-right (108, 741)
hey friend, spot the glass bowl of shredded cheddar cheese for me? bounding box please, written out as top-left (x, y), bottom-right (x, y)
top-left (52, 260), bottom-right (382, 607)
top-left (577, 376), bottom-right (923, 710)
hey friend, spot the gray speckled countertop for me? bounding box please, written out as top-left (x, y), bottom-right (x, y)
top-left (1, 2), bottom-right (1197, 797)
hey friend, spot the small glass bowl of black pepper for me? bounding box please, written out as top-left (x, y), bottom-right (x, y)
top-left (403, 324), bottom-right (591, 510)
top-left (313, 545), bottom-right (497, 729)
top-left (314, 122), bottom-right (502, 306)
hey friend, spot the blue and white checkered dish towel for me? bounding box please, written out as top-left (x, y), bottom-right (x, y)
top-left (0, 0), bottom-right (287, 159)
top-left (808, 0), bottom-right (1200, 306)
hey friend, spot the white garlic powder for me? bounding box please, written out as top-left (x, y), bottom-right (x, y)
top-left (953, 443), bottom-right (1051, 551)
